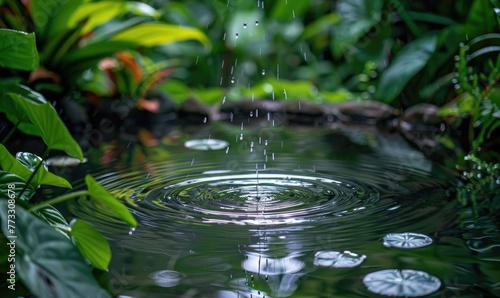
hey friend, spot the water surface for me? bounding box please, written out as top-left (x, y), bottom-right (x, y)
top-left (61, 122), bottom-right (497, 297)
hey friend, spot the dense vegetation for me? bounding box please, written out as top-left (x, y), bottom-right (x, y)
top-left (0, 0), bottom-right (499, 297)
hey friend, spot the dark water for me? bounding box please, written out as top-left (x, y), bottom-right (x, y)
top-left (61, 122), bottom-right (498, 297)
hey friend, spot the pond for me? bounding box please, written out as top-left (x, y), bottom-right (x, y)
top-left (56, 119), bottom-right (498, 298)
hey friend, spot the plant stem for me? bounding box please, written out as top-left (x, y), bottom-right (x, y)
top-left (1, 120), bottom-right (20, 144)
top-left (19, 147), bottom-right (50, 199)
top-left (29, 190), bottom-right (88, 212)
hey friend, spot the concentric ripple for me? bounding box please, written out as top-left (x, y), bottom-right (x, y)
top-left (143, 171), bottom-right (380, 225)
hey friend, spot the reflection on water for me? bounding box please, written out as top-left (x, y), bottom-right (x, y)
top-left (60, 123), bottom-right (497, 297)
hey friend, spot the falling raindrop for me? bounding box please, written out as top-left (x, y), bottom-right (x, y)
top-left (235, 32), bottom-right (239, 39)
top-left (261, 69), bottom-right (266, 75)
top-left (243, 22), bottom-right (247, 28)
top-left (255, 20), bottom-right (259, 26)
top-left (203, 117), bottom-right (207, 123)
top-left (231, 77), bottom-right (235, 83)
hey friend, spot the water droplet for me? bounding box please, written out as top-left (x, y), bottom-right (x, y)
top-left (261, 69), bottom-right (266, 75)
top-left (225, 147), bottom-right (229, 154)
top-left (231, 77), bottom-right (235, 83)
top-left (250, 111), bottom-right (253, 117)
top-left (235, 33), bottom-right (239, 39)
top-left (243, 23), bottom-right (247, 28)
top-left (203, 117), bottom-right (207, 123)
top-left (255, 20), bottom-right (259, 26)
top-left (222, 96), bottom-right (226, 104)
top-left (240, 134), bottom-right (243, 140)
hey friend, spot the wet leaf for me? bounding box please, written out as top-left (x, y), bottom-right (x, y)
top-left (0, 29), bottom-right (39, 71)
top-left (0, 201), bottom-right (110, 298)
top-left (32, 205), bottom-right (70, 236)
top-left (16, 152), bottom-right (71, 189)
top-left (0, 171), bottom-right (35, 202)
top-left (0, 145), bottom-right (71, 189)
top-left (313, 250), bottom-right (366, 268)
top-left (383, 232), bottom-right (433, 249)
top-left (70, 219), bottom-right (111, 270)
top-left (4, 93), bottom-right (84, 161)
top-left (376, 34), bottom-right (438, 103)
top-left (363, 269), bottom-right (441, 297)
top-left (85, 175), bottom-right (137, 227)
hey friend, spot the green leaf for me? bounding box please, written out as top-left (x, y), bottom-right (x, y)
top-left (111, 23), bottom-right (210, 49)
top-left (85, 175), bottom-right (137, 227)
top-left (0, 145), bottom-right (70, 189)
top-left (0, 86), bottom-right (46, 136)
top-left (332, 0), bottom-right (384, 57)
top-left (0, 171), bottom-right (35, 202)
top-left (16, 152), bottom-right (72, 189)
top-left (376, 34), bottom-right (438, 103)
top-left (29, 0), bottom-right (84, 40)
top-left (0, 201), bottom-right (111, 298)
top-left (33, 205), bottom-right (70, 236)
top-left (70, 219), bottom-right (111, 270)
top-left (302, 13), bottom-right (340, 39)
top-left (0, 29), bottom-right (39, 71)
top-left (4, 93), bottom-right (84, 161)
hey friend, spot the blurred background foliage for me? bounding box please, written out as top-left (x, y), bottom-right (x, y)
top-left (1, 0), bottom-right (499, 152)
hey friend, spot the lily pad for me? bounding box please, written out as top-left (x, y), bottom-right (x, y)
top-left (383, 232), bottom-right (433, 249)
top-left (184, 139), bottom-right (229, 150)
top-left (363, 269), bottom-right (441, 297)
top-left (313, 250), bottom-right (366, 268)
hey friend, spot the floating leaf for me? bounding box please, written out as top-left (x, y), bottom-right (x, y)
top-left (5, 93), bottom-right (84, 161)
top-left (383, 232), bottom-right (433, 249)
top-left (313, 250), bottom-right (366, 268)
top-left (0, 201), bottom-right (111, 298)
top-left (363, 269), bottom-right (441, 297)
top-left (376, 34), bottom-right (438, 103)
top-left (0, 29), bottom-right (39, 70)
top-left (184, 139), bottom-right (229, 150)
top-left (85, 175), bottom-right (137, 227)
top-left (70, 219), bottom-right (111, 270)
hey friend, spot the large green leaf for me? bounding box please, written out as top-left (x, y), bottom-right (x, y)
top-left (70, 219), bottom-right (111, 270)
top-left (5, 93), bottom-right (84, 161)
top-left (0, 171), bottom-right (35, 203)
top-left (85, 175), bottom-right (137, 227)
top-left (0, 85), bottom-right (46, 136)
top-left (111, 23), bottom-right (210, 49)
top-left (0, 201), bottom-right (110, 298)
top-left (332, 0), bottom-right (384, 57)
top-left (0, 29), bottom-right (39, 71)
top-left (376, 34), bottom-right (438, 103)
